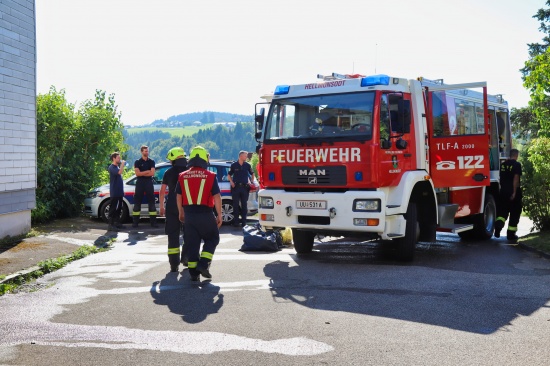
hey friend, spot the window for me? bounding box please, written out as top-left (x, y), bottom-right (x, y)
top-left (264, 92), bottom-right (375, 140)
top-left (431, 93), bottom-right (485, 137)
top-left (153, 165), bottom-right (170, 184)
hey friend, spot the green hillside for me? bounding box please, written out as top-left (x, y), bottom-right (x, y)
top-left (125, 125), bottom-right (213, 138)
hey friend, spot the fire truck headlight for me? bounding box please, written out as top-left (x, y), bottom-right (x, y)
top-left (353, 199), bottom-right (380, 212)
top-left (259, 197), bottom-right (274, 209)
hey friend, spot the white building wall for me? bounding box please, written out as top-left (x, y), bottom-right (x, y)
top-left (0, 0), bottom-right (36, 238)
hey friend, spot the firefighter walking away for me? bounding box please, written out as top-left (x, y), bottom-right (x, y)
top-left (160, 147), bottom-right (188, 272)
top-left (176, 146), bottom-right (223, 281)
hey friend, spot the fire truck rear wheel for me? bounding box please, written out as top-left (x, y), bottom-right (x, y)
top-left (394, 202), bottom-right (418, 262)
top-left (292, 229), bottom-right (315, 254)
top-left (458, 193), bottom-right (496, 241)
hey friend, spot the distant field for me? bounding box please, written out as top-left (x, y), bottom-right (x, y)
top-left (125, 126), bottom-right (213, 137)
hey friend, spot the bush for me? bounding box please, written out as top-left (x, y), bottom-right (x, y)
top-left (522, 137), bottom-right (550, 231)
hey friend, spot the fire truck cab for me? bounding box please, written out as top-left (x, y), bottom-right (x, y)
top-left (254, 73), bottom-right (511, 261)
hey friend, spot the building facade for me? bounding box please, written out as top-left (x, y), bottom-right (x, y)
top-left (0, 0), bottom-right (36, 238)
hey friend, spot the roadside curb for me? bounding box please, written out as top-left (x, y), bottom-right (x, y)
top-left (0, 242), bottom-right (111, 289)
top-left (517, 242), bottom-right (550, 260)
top-left (0, 265), bottom-right (42, 285)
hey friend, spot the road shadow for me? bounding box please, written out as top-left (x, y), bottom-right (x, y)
top-left (263, 237), bottom-right (550, 335)
top-left (150, 272), bottom-right (224, 324)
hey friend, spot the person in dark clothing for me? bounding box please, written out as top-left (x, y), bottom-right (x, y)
top-left (108, 152), bottom-right (126, 231)
top-left (177, 146), bottom-right (222, 282)
top-left (132, 145), bottom-right (158, 228)
top-left (495, 149), bottom-right (522, 241)
top-left (159, 147), bottom-right (188, 272)
top-left (228, 150), bottom-right (255, 227)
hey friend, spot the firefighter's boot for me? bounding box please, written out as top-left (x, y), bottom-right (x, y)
top-left (196, 258), bottom-right (212, 279)
top-left (494, 220), bottom-right (504, 238)
top-left (150, 215), bottom-right (159, 228)
top-left (132, 215), bottom-right (139, 228)
top-left (507, 230), bottom-right (518, 242)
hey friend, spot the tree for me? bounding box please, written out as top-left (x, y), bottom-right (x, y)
top-left (517, 0), bottom-right (550, 231)
top-left (34, 87), bottom-right (126, 223)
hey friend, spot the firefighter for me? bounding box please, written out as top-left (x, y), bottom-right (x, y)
top-left (494, 149), bottom-right (522, 241)
top-left (159, 147), bottom-right (188, 272)
top-left (132, 145), bottom-right (158, 228)
top-left (176, 146), bottom-right (223, 281)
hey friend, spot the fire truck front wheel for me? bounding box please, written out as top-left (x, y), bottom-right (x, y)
top-left (394, 202), bottom-right (418, 262)
top-left (292, 229), bottom-right (315, 254)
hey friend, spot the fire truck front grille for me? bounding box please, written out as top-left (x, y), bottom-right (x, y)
top-left (298, 215), bottom-right (331, 225)
top-left (281, 166), bottom-right (347, 186)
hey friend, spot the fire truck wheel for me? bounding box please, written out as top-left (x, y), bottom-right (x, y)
top-left (394, 202), bottom-right (418, 262)
top-left (292, 229), bottom-right (315, 254)
top-left (458, 193), bottom-right (496, 241)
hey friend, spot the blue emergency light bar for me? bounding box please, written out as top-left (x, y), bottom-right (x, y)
top-left (361, 74), bottom-right (390, 87)
top-left (274, 85), bottom-right (290, 95)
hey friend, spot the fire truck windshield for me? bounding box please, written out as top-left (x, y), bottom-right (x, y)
top-left (264, 92), bottom-right (375, 141)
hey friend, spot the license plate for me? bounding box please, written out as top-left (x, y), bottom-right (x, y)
top-left (296, 200), bottom-right (327, 209)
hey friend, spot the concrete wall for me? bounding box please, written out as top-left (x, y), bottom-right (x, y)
top-left (0, 0), bottom-right (37, 238)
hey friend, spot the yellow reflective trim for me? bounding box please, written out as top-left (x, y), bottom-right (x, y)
top-left (183, 179), bottom-right (193, 204)
top-left (187, 261), bottom-right (198, 268)
top-left (149, 211), bottom-right (157, 216)
top-left (508, 226), bottom-right (517, 231)
top-left (168, 248), bottom-right (180, 255)
top-left (132, 211), bottom-right (141, 216)
top-left (200, 251), bottom-right (213, 260)
top-left (197, 179), bottom-right (206, 204)
top-left (496, 217), bottom-right (506, 222)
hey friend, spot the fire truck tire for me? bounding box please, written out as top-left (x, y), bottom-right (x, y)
top-left (292, 229), bottom-right (315, 254)
top-left (394, 202), bottom-right (418, 262)
top-left (458, 193), bottom-right (496, 241)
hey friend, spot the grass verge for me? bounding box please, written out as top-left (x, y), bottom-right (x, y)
top-left (518, 231), bottom-right (550, 255)
top-left (0, 244), bottom-right (110, 296)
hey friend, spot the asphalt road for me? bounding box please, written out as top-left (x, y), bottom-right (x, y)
top-left (1, 222), bottom-right (549, 365)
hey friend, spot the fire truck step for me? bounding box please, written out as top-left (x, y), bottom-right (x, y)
top-left (437, 224), bottom-right (474, 234)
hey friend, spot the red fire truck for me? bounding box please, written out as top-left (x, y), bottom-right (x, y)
top-left (254, 73), bottom-right (512, 261)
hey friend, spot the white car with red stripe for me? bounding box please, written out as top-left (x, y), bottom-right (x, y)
top-left (84, 160), bottom-right (258, 224)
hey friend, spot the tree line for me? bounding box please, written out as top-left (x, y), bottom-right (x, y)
top-left (122, 122), bottom-right (257, 165)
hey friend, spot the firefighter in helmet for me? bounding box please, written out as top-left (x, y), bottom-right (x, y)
top-left (159, 147), bottom-right (188, 272)
top-left (176, 146), bottom-right (223, 281)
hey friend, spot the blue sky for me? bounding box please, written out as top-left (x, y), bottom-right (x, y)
top-left (36, 0), bottom-right (545, 126)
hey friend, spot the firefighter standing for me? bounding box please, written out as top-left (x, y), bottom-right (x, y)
top-left (159, 147), bottom-right (188, 272)
top-left (176, 146), bottom-right (223, 281)
top-left (132, 145), bottom-right (158, 228)
top-left (494, 149), bottom-right (522, 241)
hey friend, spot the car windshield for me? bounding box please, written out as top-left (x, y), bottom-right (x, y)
top-left (264, 92), bottom-right (375, 141)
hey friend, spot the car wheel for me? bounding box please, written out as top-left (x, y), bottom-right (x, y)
top-left (99, 200), bottom-right (111, 223)
top-left (221, 200), bottom-right (234, 225)
top-left (100, 200), bottom-right (129, 223)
